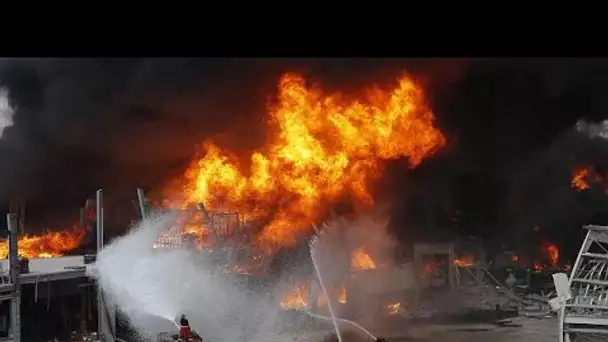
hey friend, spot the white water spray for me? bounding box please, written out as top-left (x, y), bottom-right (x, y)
top-left (309, 234), bottom-right (343, 342)
top-left (90, 213), bottom-right (194, 322)
top-left (89, 212), bottom-right (279, 341)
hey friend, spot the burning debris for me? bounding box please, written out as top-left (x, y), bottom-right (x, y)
top-left (351, 247), bottom-right (377, 270)
top-left (281, 284), bottom-right (309, 310)
top-left (454, 254), bottom-right (476, 267)
top-left (571, 166), bottom-right (608, 192)
top-left (386, 302), bottom-right (403, 315)
top-left (0, 227), bottom-right (85, 259)
top-left (541, 240), bottom-right (559, 267)
top-left (572, 167), bottom-right (592, 191)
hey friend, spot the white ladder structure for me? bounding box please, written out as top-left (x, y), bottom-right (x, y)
top-left (560, 225), bottom-right (608, 342)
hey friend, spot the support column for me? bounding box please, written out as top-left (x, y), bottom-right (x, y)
top-left (96, 190), bottom-right (115, 342)
top-left (7, 214), bottom-right (20, 342)
top-left (136, 188), bottom-right (147, 221)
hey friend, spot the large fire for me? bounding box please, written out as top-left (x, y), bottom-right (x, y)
top-left (0, 228), bottom-right (85, 259)
top-left (164, 73), bottom-right (445, 250)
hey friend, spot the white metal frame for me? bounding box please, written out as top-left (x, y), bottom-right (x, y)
top-left (560, 225), bottom-right (608, 342)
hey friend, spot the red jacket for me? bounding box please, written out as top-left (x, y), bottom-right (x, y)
top-left (179, 325), bottom-right (191, 340)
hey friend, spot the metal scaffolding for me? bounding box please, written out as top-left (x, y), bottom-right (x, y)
top-left (0, 213), bottom-right (22, 342)
top-left (559, 225), bottom-right (608, 342)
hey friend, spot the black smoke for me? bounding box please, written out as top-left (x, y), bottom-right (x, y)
top-left (390, 58), bottom-right (608, 261)
top-left (1, 58), bottom-right (608, 261)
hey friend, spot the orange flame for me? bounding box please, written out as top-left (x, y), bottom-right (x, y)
top-left (387, 302), bottom-right (403, 315)
top-left (312, 286), bottom-right (347, 308)
top-left (164, 73), bottom-right (445, 250)
top-left (337, 285), bottom-right (347, 304)
top-left (542, 241), bottom-right (559, 266)
top-left (351, 247), bottom-right (377, 270)
top-left (280, 285), bottom-right (308, 310)
top-left (454, 254), bottom-right (475, 267)
top-left (572, 168), bottom-right (590, 191)
top-left (0, 228), bottom-right (85, 259)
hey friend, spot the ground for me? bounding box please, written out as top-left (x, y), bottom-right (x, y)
top-left (386, 316), bottom-right (557, 342)
top-left (262, 316), bottom-right (557, 342)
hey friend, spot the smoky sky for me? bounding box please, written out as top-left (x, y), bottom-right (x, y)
top-left (1, 57), bottom-right (608, 259)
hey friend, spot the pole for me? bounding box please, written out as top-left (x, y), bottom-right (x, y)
top-left (96, 190), bottom-right (103, 252)
top-left (198, 203), bottom-right (217, 244)
top-left (95, 190), bottom-right (109, 342)
top-left (7, 214), bottom-right (20, 342)
top-left (136, 188), bottom-right (147, 220)
top-left (197, 203), bottom-right (211, 224)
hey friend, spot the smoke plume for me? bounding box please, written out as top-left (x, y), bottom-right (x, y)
top-left (1, 58), bottom-right (608, 259)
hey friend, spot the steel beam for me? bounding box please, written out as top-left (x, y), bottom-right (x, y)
top-left (7, 214), bottom-right (20, 342)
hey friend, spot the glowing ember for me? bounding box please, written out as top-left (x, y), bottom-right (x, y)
top-left (572, 168), bottom-right (590, 191)
top-left (313, 286), bottom-right (346, 308)
top-left (351, 247), bottom-right (377, 270)
top-left (422, 259), bottom-right (442, 278)
top-left (387, 302), bottom-right (402, 315)
top-left (454, 254), bottom-right (475, 267)
top-left (0, 228), bottom-right (85, 259)
top-left (280, 285), bottom-right (308, 310)
top-left (337, 285), bottom-right (347, 304)
top-left (164, 73), bottom-right (445, 250)
top-left (232, 264), bottom-right (249, 274)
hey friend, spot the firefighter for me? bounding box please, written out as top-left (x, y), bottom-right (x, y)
top-left (178, 314), bottom-right (192, 341)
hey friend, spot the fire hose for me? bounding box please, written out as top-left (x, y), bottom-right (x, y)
top-left (297, 308), bottom-right (387, 342)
